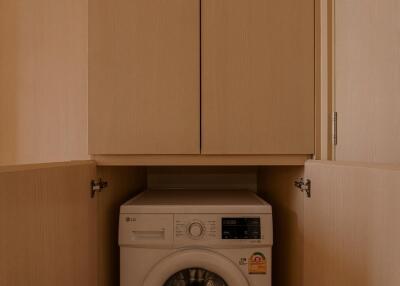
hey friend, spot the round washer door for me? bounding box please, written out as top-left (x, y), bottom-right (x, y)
top-left (143, 249), bottom-right (249, 286)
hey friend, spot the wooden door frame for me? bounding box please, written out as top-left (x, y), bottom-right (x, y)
top-left (315, 0), bottom-right (335, 161)
top-left (314, 0), bottom-right (322, 159)
top-left (326, 0), bottom-right (335, 160)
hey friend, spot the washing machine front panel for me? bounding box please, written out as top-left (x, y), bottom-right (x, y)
top-left (142, 249), bottom-right (250, 286)
top-left (120, 247), bottom-right (271, 286)
top-left (119, 214), bottom-right (174, 247)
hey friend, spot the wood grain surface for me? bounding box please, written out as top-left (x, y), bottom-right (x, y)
top-left (202, 0), bottom-right (315, 154)
top-left (304, 160), bottom-right (400, 285)
top-left (335, 0), bottom-right (400, 163)
top-left (258, 166), bottom-right (305, 286)
top-left (96, 166), bottom-right (146, 286)
top-left (0, 161), bottom-right (97, 286)
top-left (89, 0), bottom-right (200, 155)
top-left (0, 0), bottom-right (89, 164)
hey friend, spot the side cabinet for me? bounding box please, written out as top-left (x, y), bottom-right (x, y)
top-left (89, 0), bottom-right (200, 155)
top-left (202, 0), bottom-right (315, 154)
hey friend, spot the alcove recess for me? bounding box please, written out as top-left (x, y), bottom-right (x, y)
top-left (96, 166), bottom-right (303, 286)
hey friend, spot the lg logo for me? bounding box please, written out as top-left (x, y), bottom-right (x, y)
top-left (125, 217), bottom-right (137, 222)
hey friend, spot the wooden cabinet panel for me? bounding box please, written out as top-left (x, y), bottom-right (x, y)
top-left (304, 161), bottom-right (400, 286)
top-left (335, 0), bottom-right (400, 163)
top-left (0, 162), bottom-right (97, 286)
top-left (258, 167), bottom-right (305, 286)
top-left (202, 0), bottom-right (315, 154)
top-left (0, 0), bottom-right (88, 165)
top-left (89, 0), bottom-right (200, 154)
top-left (96, 167), bottom-right (146, 286)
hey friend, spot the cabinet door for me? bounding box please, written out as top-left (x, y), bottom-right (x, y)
top-left (0, 162), bottom-right (97, 286)
top-left (335, 0), bottom-right (400, 163)
top-left (304, 161), bottom-right (400, 286)
top-left (202, 0), bottom-right (315, 154)
top-left (89, 0), bottom-right (200, 155)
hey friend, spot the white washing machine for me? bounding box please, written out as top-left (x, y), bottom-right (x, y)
top-left (119, 189), bottom-right (273, 286)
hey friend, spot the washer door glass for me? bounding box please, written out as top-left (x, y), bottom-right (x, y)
top-left (163, 268), bottom-right (228, 286)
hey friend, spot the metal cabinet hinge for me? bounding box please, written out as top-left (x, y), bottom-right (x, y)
top-left (294, 178), bottom-right (311, 198)
top-left (91, 179), bottom-right (108, 198)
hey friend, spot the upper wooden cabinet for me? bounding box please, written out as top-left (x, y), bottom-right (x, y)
top-left (202, 0), bottom-right (315, 154)
top-left (89, 0), bottom-right (200, 154)
top-left (89, 0), bottom-right (315, 158)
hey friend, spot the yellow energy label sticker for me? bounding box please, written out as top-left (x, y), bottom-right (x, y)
top-left (248, 252), bottom-right (267, 274)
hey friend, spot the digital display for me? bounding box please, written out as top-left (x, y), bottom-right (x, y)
top-left (222, 217), bottom-right (261, 239)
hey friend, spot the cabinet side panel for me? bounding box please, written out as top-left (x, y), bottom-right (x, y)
top-left (258, 166), bottom-right (305, 286)
top-left (96, 166), bottom-right (146, 286)
top-left (0, 162), bottom-right (97, 286)
top-left (202, 0), bottom-right (315, 154)
top-left (305, 161), bottom-right (400, 286)
top-left (89, 0), bottom-right (200, 154)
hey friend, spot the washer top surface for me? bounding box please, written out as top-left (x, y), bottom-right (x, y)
top-left (120, 189), bottom-right (272, 214)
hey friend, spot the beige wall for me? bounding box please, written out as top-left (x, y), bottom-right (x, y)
top-left (0, 0), bottom-right (89, 165)
top-left (335, 0), bottom-right (400, 164)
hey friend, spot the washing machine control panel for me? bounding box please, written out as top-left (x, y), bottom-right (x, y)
top-left (175, 216), bottom-right (217, 240)
top-left (221, 217), bottom-right (261, 239)
top-left (174, 214), bottom-right (272, 246)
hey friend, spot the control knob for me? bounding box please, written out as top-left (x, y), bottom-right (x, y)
top-left (188, 222), bottom-right (204, 238)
